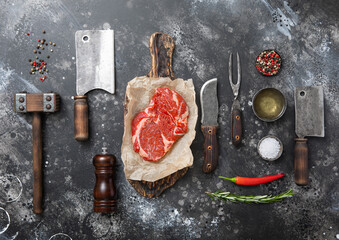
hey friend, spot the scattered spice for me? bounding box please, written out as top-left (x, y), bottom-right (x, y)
top-left (28, 30), bottom-right (55, 82)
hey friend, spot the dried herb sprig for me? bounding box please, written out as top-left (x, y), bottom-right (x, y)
top-left (206, 189), bottom-right (294, 204)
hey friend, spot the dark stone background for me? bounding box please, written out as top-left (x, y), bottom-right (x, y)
top-left (0, 0), bottom-right (338, 239)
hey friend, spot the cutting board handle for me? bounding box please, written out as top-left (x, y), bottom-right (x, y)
top-left (74, 95), bottom-right (89, 141)
top-left (147, 32), bottom-right (175, 80)
top-left (294, 138), bottom-right (308, 185)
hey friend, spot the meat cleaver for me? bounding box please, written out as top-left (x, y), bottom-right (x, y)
top-left (294, 86), bottom-right (325, 185)
top-left (74, 30), bottom-right (115, 141)
top-left (200, 78), bottom-right (219, 173)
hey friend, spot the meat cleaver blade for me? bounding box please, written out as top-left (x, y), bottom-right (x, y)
top-left (74, 30), bottom-right (115, 141)
top-left (294, 86), bottom-right (325, 185)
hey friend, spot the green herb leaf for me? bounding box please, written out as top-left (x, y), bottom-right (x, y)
top-left (206, 189), bottom-right (294, 204)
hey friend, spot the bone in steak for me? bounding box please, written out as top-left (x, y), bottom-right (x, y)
top-left (132, 87), bottom-right (189, 161)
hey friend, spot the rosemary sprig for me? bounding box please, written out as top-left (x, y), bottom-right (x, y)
top-left (206, 189), bottom-right (294, 204)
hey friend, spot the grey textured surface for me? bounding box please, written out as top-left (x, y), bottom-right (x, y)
top-left (0, 0), bottom-right (338, 239)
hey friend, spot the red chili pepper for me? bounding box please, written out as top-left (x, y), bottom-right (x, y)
top-left (219, 174), bottom-right (285, 185)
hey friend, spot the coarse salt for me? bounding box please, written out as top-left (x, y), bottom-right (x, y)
top-left (258, 137), bottom-right (281, 160)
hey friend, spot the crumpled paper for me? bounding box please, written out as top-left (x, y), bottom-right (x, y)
top-left (121, 76), bottom-right (198, 182)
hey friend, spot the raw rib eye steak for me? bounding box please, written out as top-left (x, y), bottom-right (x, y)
top-left (132, 87), bottom-right (189, 161)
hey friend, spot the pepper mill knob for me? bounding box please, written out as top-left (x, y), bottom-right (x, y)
top-left (93, 148), bottom-right (116, 213)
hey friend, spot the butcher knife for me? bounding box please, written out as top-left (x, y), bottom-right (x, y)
top-left (294, 86), bottom-right (325, 185)
top-left (200, 78), bottom-right (219, 173)
top-left (74, 30), bottom-right (115, 141)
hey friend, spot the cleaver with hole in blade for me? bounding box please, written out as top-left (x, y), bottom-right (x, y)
top-left (74, 30), bottom-right (114, 141)
top-left (294, 86), bottom-right (325, 185)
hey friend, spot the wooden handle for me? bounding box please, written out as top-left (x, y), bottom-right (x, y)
top-left (74, 96), bottom-right (89, 141)
top-left (232, 109), bottom-right (242, 146)
top-left (32, 112), bottom-right (43, 214)
top-left (201, 126), bottom-right (218, 173)
top-left (294, 138), bottom-right (308, 185)
top-left (147, 32), bottom-right (175, 79)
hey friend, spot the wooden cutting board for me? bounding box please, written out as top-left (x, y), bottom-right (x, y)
top-left (124, 32), bottom-right (189, 198)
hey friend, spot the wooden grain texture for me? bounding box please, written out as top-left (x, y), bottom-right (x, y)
top-left (74, 96), bottom-right (89, 141)
top-left (147, 32), bottom-right (175, 80)
top-left (127, 32), bottom-right (189, 198)
top-left (128, 168), bottom-right (189, 198)
top-left (232, 109), bottom-right (242, 146)
top-left (27, 94), bottom-right (43, 112)
top-left (32, 112), bottom-right (43, 214)
top-left (294, 138), bottom-right (309, 185)
top-left (201, 125), bottom-right (219, 173)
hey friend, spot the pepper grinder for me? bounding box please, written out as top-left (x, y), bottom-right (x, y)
top-left (93, 147), bottom-right (116, 213)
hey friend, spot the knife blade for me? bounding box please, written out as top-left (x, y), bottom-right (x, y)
top-left (294, 86), bottom-right (325, 185)
top-left (200, 78), bottom-right (219, 173)
top-left (74, 30), bottom-right (115, 141)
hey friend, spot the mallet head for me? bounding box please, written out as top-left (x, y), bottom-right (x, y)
top-left (14, 92), bottom-right (60, 113)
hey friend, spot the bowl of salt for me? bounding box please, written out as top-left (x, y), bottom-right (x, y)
top-left (257, 135), bottom-right (283, 161)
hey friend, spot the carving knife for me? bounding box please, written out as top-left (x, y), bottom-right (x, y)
top-left (294, 86), bottom-right (325, 185)
top-left (200, 78), bottom-right (219, 173)
top-left (74, 30), bottom-right (115, 141)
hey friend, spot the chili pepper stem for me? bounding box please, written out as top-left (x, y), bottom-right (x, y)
top-left (219, 176), bottom-right (237, 183)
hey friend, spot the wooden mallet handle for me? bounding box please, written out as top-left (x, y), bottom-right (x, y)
top-left (32, 112), bottom-right (43, 214)
top-left (294, 138), bottom-right (308, 185)
top-left (74, 96), bottom-right (89, 141)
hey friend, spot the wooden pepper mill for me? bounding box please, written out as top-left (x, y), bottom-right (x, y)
top-left (93, 147), bottom-right (116, 213)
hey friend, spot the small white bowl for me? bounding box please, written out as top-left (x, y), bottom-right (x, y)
top-left (257, 135), bottom-right (283, 161)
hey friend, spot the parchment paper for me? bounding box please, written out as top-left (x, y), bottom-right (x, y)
top-left (121, 76), bottom-right (198, 182)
